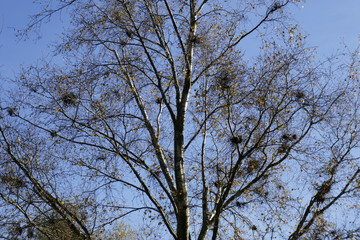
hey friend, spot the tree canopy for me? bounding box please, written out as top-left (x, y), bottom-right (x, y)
top-left (0, 0), bottom-right (359, 239)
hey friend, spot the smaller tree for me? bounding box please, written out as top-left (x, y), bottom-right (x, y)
top-left (95, 222), bottom-right (138, 240)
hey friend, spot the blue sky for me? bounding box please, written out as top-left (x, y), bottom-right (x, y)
top-left (0, 0), bottom-right (359, 86)
top-left (292, 0), bottom-right (359, 53)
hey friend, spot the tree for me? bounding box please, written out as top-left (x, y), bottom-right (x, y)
top-left (0, 0), bottom-right (359, 239)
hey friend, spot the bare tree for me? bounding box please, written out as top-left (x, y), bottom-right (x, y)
top-left (0, 0), bottom-right (359, 239)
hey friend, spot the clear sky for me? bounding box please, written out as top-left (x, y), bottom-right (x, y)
top-left (0, 0), bottom-right (359, 87)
